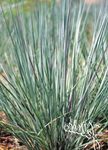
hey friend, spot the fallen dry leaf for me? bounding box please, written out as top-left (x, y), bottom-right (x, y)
top-left (84, 129), bottom-right (108, 150)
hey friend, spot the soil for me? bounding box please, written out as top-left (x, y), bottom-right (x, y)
top-left (0, 112), bottom-right (27, 150)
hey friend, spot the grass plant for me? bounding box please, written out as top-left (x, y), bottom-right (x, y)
top-left (0, 0), bottom-right (108, 149)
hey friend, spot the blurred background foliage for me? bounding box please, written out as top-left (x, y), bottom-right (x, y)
top-left (0, 0), bottom-right (106, 69)
top-left (0, 0), bottom-right (37, 68)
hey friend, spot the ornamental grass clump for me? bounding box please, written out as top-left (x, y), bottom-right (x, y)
top-left (0, 0), bottom-right (108, 149)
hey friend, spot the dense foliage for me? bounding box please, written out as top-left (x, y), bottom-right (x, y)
top-left (0, 0), bottom-right (108, 149)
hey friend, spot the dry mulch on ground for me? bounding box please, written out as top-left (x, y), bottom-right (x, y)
top-left (0, 112), bottom-right (27, 150)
